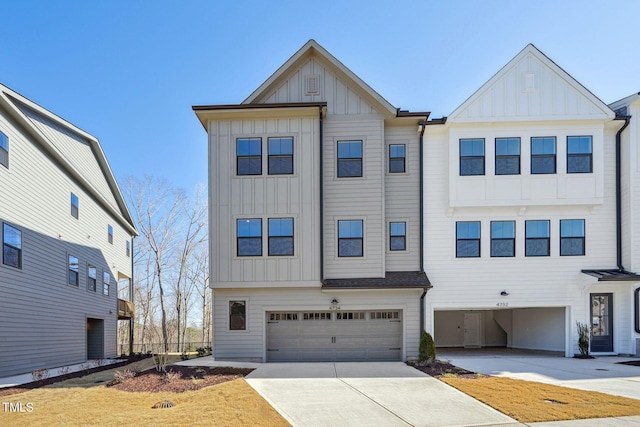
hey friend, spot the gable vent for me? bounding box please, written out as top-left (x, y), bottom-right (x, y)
top-left (305, 75), bottom-right (320, 95)
top-left (524, 72), bottom-right (536, 92)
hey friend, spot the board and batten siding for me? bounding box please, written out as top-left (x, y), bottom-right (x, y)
top-left (0, 108), bottom-right (132, 377)
top-left (208, 116), bottom-right (321, 287)
top-left (384, 126), bottom-right (421, 272)
top-left (257, 57), bottom-right (379, 117)
top-left (212, 288), bottom-right (423, 362)
top-left (323, 118), bottom-right (385, 279)
top-left (423, 118), bottom-right (620, 355)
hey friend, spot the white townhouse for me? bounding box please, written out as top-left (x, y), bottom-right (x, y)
top-left (425, 45), bottom-right (640, 357)
top-left (197, 41), bottom-right (640, 362)
top-left (0, 84), bottom-right (137, 376)
top-left (195, 40), bottom-right (431, 362)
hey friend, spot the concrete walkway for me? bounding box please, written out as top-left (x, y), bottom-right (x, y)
top-left (244, 362), bottom-right (517, 427)
top-left (439, 350), bottom-right (640, 400)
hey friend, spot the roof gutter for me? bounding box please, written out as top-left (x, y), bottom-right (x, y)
top-left (615, 115), bottom-right (631, 271)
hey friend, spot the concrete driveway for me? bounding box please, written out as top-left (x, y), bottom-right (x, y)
top-left (244, 362), bottom-right (517, 427)
top-left (439, 349), bottom-right (640, 400)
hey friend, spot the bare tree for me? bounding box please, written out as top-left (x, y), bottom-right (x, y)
top-left (124, 176), bottom-right (184, 352)
top-left (190, 244), bottom-right (211, 344)
top-left (172, 184), bottom-right (207, 351)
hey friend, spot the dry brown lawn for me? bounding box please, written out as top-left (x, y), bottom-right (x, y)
top-left (0, 378), bottom-right (289, 426)
top-left (442, 376), bottom-right (640, 423)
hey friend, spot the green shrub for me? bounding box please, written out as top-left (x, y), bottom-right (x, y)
top-left (419, 331), bottom-right (436, 362)
top-left (576, 321), bottom-right (590, 356)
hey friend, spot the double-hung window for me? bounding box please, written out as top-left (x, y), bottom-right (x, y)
top-left (389, 222), bottom-right (406, 251)
top-left (525, 220), bottom-right (550, 256)
top-left (459, 139), bottom-right (485, 176)
top-left (0, 130), bottom-right (8, 168)
top-left (495, 138), bottom-right (520, 175)
top-left (237, 138), bottom-right (262, 175)
top-left (71, 193), bottom-right (79, 219)
top-left (68, 255), bottom-right (79, 286)
top-left (108, 225), bottom-right (113, 244)
top-left (87, 265), bottom-right (97, 292)
top-left (268, 137), bottom-right (293, 175)
top-left (268, 218), bottom-right (294, 256)
top-left (531, 137), bottom-right (556, 174)
top-left (2, 223), bottom-right (22, 269)
top-left (490, 221), bottom-right (515, 257)
top-left (567, 136), bottom-right (592, 173)
top-left (229, 300), bottom-right (246, 331)
top-left (338, 220), bottom-right (363, 257)
top-left (237, 219), bottom-right (262, 257)
top-left (103, 271), bottom-right (110, 296)
top-left (560, 219), bottom-right (585, 256)
top-left (389, 144), bottom-right (406, 173)
top-left (126, 240), bottom-right (130, 257)
top-left (456, 221), bottom-right (481, 258)
top-left (337, 141), bottom-right (363, 177)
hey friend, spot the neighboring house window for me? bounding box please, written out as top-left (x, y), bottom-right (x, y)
top-left (0, 130), bottom-right (8, 168)
top-left (389, 222), bottom-right (406, 251)
top-left (531, 137), bottom-right (556, 174)
top-left (495, 138), bottom-right (520, 175)
top-left (560, 219), bottom-right (585, 256)
top-left (229, 300), bottom-right (246, 330)
top-left (567, 136), bottom-right (592, 173)
top-left (87, 265), bottom-right (97, 292)
top-left (71, 193), bottom-right (79, 219)
top-left (237, 219), bottom-right (262, 257)
top-left (338, 220), bottom-right (363, 257)
top-left (68, 255), bottom-right (79, 286)
top-left (108, 225), bottom-right (113, 244)
top-left (268, 137), bottom-right (293, 175)
top-left (2, 223), bottom-right (22, 269)
top-left (237, 138), bottom-right (262, 175)
top-left (456, 221), bottom-right (481, 257)
top-left (268, 218), bottom-right (294, 256)
top-left (525, 220), bottom-right (550, 256)
top-left (337, 140), bottom-right (363, 177)
top-left (103, 271), bottom-right (110, 296)
top-left (389, 144), bottom-right (406, 173)
top-left (459, 138), bottom-right (485, 176)
top-left (126, 240), bottom-right (130, 257)
top-left (491, 221), bottom-right (515, 257)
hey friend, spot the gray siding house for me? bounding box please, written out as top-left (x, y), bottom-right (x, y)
top-left (0, 84), bottom-right (137, 377)
top-left (195, 40), bottom-right (431, 362)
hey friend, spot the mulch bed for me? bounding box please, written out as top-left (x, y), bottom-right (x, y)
top-left (109, 366), bottom-right (254, 393)
top-left (408, 360), bottom-right (483, 379)
top-left (0, 355), bottom-right (151, 397)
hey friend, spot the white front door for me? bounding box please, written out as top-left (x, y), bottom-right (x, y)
top-left (464, 313), bottom-right (481, 348)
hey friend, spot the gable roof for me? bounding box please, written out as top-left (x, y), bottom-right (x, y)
top-left (449, 44), bottom-right (615, 122)
top-left (609, 92), bottom-right (640, 115)
top-left (0, 83), bottom-right (137, 236)
top-left (243, 39), bottom-right (398, 117)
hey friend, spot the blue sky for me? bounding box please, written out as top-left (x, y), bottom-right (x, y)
top-left (2, 1), bottom-right (639, 193)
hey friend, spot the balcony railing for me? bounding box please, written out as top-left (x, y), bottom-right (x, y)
top-left (118, 299), bottom-right (135, 319)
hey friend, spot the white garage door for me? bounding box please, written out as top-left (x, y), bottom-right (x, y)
top-left (267, 310), bottom-right (402, 362)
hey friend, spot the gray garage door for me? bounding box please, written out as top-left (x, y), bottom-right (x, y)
top-left (266, 310), bottom-right (402, 362)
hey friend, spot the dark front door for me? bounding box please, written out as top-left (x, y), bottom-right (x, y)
top-left (590, 293), bottom-right (613, 352)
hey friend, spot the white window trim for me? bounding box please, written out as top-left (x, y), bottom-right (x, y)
top-left (334, 137), bottom-right (367, 181)
top-left (335, 216), bottom-right (367, 259)
top-left (386, 219), bottom-right (409, 253)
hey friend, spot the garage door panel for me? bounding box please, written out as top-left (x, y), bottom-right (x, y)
top-left (267, 310), bottom-right (402, 362)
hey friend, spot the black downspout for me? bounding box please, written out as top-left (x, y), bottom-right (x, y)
top-left (615, 116), bottom-right (631, 271)
top-left (319, 107), bottom-right (324, 282)
top-left (129, 236), bottom-right (135, 355)
top-left (418, 121), bottom-right (427, 336)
